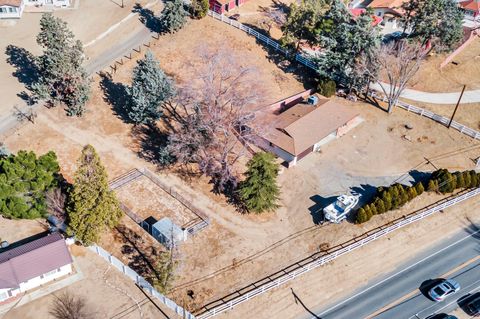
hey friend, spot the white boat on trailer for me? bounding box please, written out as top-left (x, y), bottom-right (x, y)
top-left (323, 194), bottom-right (360, 223)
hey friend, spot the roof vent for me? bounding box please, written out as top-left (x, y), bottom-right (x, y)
top-left (307, 95), bottom-right (318, 105)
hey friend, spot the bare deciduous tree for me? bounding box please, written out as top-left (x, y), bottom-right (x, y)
top-left (46, 187), bottom-right (67, 224)
top-left (168, 48), bottom-right (264, 193)
top-left (49, 291), bottom-right (92, 319)
top-left (376, 41), bottom-right (427, 113)
top-left (260, 4), bottom-right (287, 34)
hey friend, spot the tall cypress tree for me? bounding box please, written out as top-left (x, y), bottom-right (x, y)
top-left (33, 13), bottom-right (91, 116)
top-left (67, 145), bottom-right (122, 245)
top-left (126, 51), bottom-right (175, 125)
top-left (239, 152), bottom-right (280, 214)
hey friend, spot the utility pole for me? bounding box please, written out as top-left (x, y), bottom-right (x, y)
top-left (448, 84), bottom-right (466, 128)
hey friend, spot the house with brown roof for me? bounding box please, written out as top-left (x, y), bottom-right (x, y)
top-left (459, 0), bottom-right (480, 20)
top-left (0, 0), bottom-right (24, 18)
top-left (254, 90), bottom-right (361, 167)
top-left (0, 233), bottom-right (73, 302)
top-left (368, 0), bottom-right (409, 31)
top-left (209, 0), bottom-right (248, 13)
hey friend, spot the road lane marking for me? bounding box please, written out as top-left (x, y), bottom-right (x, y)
top-left (369, 255), bottom-right (480, 319)
top-left (316, 229), bottom-right (480, 317)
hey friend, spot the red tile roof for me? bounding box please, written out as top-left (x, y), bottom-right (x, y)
top-left (350, 8), bottom-right (383, 26)
top-left (459, 0), bottom-right (480, 12)
top-left (0, 0), bottom-right (22, 7)
top-left (0, 233), bottom-right (72, 289)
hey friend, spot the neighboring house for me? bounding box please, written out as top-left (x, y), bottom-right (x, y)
top-left (0, 0), bottom-right (24, 19)
top-left (458, 0), bottom-right (480, 20)
top-left (368, 0), bottom-right (408, 31)
top-left (254, 91), bottom-right (361, 167)
top-left (0, 0), bottom-right (69, 19)
top-left (151, 217), bottom-right (187, 249)
top-left (0, 233), bottom-right (73, 303)
top-left (350, 8), bottom-right (383, 26)
top-left (209, 0), bottom-right (247, 13)
top-left (24, 0), bottom-right (70, 7)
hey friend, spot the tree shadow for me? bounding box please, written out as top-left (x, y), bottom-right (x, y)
top-left (5, 45), bottom-right (39, 103)
top-left (350, 183), bottom-right (378, 207)
top-left (133, 3), bottom-right (160, 33)
top-left (308, 195), bottom-right (337, 225)
top-left (419, 278), bottom-right (445, 300)
top-left (99, 72), bottom-right (132, 123)
top-left (291, 288), bottom-right (323, 319)
top-left (131, 122), bottom-right (172, 165)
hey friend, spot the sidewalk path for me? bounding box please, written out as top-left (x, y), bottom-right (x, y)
top-left (371, 82), bottom-right (480, 104)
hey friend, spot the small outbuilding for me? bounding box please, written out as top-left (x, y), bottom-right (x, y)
top-left (209, 0), bottom-right (247, 14)
top-left (151, 217), bottom-right (187, 249)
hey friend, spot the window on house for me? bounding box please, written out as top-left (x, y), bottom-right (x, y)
top-left (42, 269), bottom-right (58, 279)
top-left (8, 7), bottom-right (17, 13)
top-left (0, 291), bottom-right (9, 301)
top-left (0, 7), bottom-right (6, 13)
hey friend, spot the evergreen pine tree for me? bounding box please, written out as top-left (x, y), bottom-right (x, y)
top-left (126, 51), bottom-right (175, 125)
top-left (356, 207), bottom-right (367, 224)
top-left (190, 0), bottom-right (209, 19)
top-left (415, 182), bottom-right (424, 195)
top-left (455, 172), bottom-right (465, 188)
top-left (160, 0), bottom-right (188, 33)
top-left (238, 152), bottom-right (281, 214)
top-left (33, 13), bottom-right (91, 116)
top-left (375, 198), bottom-right (386, 214)
top-left (463, 171), bottom-right (472, 188)
top-left (381, 191), bottom-right (392, 211)
top-left (469, 170), bottom-right (479, 188)
top-left (427, 179), bottom-right (438, 192)
top-left (364, 205), bottom-right (373, 221)
top-left (0, 150), bottom-right (60, 219)
top-left (67, 145), bottom-right (123, 245)
top-left (407, 186), bottom-right (418, 201)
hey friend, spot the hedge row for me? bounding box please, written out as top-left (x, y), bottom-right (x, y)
top-left (356, 169), bottom-right (480, 224)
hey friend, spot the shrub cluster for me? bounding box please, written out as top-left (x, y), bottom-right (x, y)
top-left (356, 182), bottom-right (424, 224)
top-left (317, 78), bottom-right (336, 98)
top-left (356, 169), bottom-right (480, 224)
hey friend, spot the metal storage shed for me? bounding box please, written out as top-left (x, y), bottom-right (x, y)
top-left (151, 217), bottom-right (186, 248)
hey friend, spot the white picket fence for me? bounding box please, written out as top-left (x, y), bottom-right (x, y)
top-left (89, 245), bottom-right (196, 319)
top-left (371, 91), bottom-right (480, 140)
top-left (196, 187), bottom-right (480, 318)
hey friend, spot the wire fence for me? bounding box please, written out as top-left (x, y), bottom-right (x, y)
top-left (89, 245), bottom-right (196, 319)
top-left (370, 91), bottom-right (480, 140)
top-left (194, 187), bottom-right (480, 318)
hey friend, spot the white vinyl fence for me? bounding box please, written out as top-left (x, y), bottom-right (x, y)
top-left (89, 245), bottom-right (196, 319)
top-left (207, 10), bottom-right (318, 71)
top-left (196, 187), bottom-right (480, 318)
top-left (370, 91), bottom-right (480, 140)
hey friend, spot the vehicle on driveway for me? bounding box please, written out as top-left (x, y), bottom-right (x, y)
top-left (466, 295), bottom-right (480, 315)
top-left (323, 194), bottom-right (360, 223)
top-left (426, 314), bottom-right (458, 319)
top-left (428, 279), bottom-right (461, 301)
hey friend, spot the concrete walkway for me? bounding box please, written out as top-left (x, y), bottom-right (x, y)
top-left (371, 82), bottom-right (480, 104)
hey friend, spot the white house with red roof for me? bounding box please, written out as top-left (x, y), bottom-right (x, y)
top-left (0, 233), bottom-right (73, 302)
top-left (458, 0), bottom-right (480, 20)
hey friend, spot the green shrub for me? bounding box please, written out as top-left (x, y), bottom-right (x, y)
top-left (407, 186), bottom-right (418, 200)
top-left (427, 179), bottom-right (438, 192)
top-left (463, 171), bottom-right (472, 188)
top-left (317, 78), bottom-right (336, 97)
top-left (356, 208), bottom-right (367, 224)
top-left (455, 171), bottom-right (465, 188)
top-left (415, 182), bottom-right (424, 195)
top-left (470, 170), bottom-right (479, 188)
top-left (375, 198), bottom-right (386, 214)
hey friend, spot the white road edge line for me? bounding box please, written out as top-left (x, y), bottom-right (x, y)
top-left (317, 229), bottom-right (480, 317)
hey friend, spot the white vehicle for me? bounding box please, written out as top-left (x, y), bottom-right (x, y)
top-left (323, 194), bottom-right (360, 223)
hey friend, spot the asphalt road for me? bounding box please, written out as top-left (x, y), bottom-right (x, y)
top-left (313, 226), bottom-right (480, 319)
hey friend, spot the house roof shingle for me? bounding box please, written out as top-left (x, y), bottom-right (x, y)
top-left (262, 97), bottom-right (359, 156)
top-left (0, 0), bottom-right (22, 7)
top-left (0, 233), bottom-right (72, 289)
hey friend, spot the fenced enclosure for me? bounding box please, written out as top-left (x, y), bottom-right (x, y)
top-left (194, 187), bottom-right (480, 318)
top-left (370, 91), bottom-right (480, 141)
top-left (89, 245), bottom-right (196, 319)
top-left (109, 168), bottom-right (210, 237)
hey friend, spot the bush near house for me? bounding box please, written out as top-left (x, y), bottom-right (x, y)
top-left (317, 78), bottom-right (336, 97)
top-left (355, 169), bottom-right (480, 224)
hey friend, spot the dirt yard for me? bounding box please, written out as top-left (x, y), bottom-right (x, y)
top-left (0, 0), bottom-right (155, 118)
top-left (2, 244), bottom-right (177, 319)
top-left (115, 175), bottom-right (198, 228)
top-left (0, 217), bottom-right (48, 245)
top-left (400, 98), bottom-right (480, 132)
top-left (2, 15), bottom-right (480, 315)
top-left (408, 37), bottom-right (480, 93)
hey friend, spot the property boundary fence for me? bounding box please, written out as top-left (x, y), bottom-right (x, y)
top-left (109, 168), bottom-right (210, 236)
top-left (89, 245), bottom-right (196, 319)
top-left (370, 91), bottom-right (480, 140)
top-left (194, 187), bottom-right (480, 318)
top-left (207, 10), bottom-right (318, 72)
